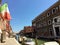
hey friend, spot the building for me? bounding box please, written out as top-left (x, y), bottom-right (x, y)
top-left (0, 0), bottom-right (12, 42)
top-left (19, 30), bottom-right (24, 36)
top-left (32, 1), bottom-right (60, 38)
top-left (19, 26), bottom-right (34, 37)
top-left (24, 26), bottom-right (34, 37)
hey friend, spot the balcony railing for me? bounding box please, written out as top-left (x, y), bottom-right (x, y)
top-left (53, 22), bottom-right (60, 25)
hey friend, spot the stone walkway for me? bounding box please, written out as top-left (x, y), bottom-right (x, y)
top-left (0, 38), bottom-right (21, 45)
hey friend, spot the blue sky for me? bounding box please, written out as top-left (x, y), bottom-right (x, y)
top-left (2, 0), bottom-right (58, 32)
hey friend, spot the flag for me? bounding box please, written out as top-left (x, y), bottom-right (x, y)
top-left (0, 3), bottom-right (7, 16)
top-left (0, 3), bottom-right (11, 20)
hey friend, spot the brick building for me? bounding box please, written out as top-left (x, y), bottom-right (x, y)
top-left (32, 1), bottom-right (60, 38)
top-left (19, 26), bottom-right (34, 37)
top-left (19, 30), bottom-right (24, 36)
top-left (24, 26), bottom-right (34, 37)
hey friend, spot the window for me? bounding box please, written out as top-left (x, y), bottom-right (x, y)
top-left (56, 7), bottom-right (58, 11)
top-left (36, 23), bottom-right (39, 28)
top-left (39, 24), bottom-right (41, 27)
top-left (33, 23), bottom-right (36, 26)
top-left (47, 12), bottom-right (50, 17)
top-left (49, 28), bottom-right (53, 36)
top-left (43, 22), bottom-right (47, 26)
top-left (59, 5), bottom-right (60, 9)
top-left (52, 8), bottom-right (56, 14)
top-left (54, 18), bottom-right (57, 22)
top-left (39, 18), bottom-right (40, 20)
top-left (42, 16), bottom-right (44, 19)
top-left (48, 20), bottom-right (51, 25)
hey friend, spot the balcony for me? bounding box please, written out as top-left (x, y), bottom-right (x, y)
top-left (53, 22), bottom-right (60, 25)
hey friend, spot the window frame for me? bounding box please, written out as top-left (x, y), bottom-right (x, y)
top-left (47, 12), bottom-right (50, 17)
top-left (52, 8), bottom-right (56, 14)
top-left (48, 20), bottom-right (51, 25)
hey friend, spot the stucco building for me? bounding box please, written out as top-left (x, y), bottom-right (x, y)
top-left (0, 0), bottom-right (12, 42)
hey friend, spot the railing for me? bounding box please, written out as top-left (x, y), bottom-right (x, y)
top-left (53, 22), bottom-right (60, 25)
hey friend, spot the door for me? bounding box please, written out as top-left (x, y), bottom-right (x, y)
top-left (55, 27), bottom-right (60, 36)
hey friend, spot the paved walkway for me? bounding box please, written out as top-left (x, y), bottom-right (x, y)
top-left (0, 38), bottom-right (21, 45)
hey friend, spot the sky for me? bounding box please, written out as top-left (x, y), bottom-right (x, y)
top-left (2, 0), bottom-right (58, 32)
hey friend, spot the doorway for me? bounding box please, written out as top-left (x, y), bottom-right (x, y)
top-left (55, 27), bottom-right (60, 36)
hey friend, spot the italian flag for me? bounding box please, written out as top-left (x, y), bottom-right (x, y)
top-left (0, 3), bottom-right (11, 20)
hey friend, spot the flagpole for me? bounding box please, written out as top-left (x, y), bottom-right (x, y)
top-left (0, 0), bottom-right (2, 6)
top-left (0, 0), bottom-right (3, 43)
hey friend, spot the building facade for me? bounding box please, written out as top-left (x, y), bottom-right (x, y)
top-left (24, 26), bottom-right (34, 37)
top-left (19, 30), bottom-right (24, 36)
top-left (19, 26), bottom-right (34, 37)
top-left (32, 1), bottom-right (60, 38)
top-left (0, 1), bottom-right (12, 42)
